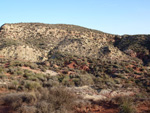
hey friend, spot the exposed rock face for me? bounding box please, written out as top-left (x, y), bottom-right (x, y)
top-left (68, 86), bottom-right (138, 102)
top-left (0, 45), bottom-right (46, 62)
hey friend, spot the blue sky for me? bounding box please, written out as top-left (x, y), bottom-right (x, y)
top-left (0, 0), bottom-right (150, 35)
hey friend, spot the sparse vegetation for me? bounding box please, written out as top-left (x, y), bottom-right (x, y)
top-left (0, 23), bottom-right (150, 113)
top-left (1, 87), bottom-right (77, 113)
top-left (118, 97), bottom-right (136, 113)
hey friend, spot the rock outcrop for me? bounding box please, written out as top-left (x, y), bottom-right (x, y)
top-left (0, 45), bottom-right (47, 62)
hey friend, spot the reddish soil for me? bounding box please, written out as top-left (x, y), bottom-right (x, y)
top-left (137, 101), bottom-right (150, 113)
top-left (0, 106), bottom-right (14, 113)
top-left (133, 67), bottom-right (143, 74)
top-left (125, 64), bottom-right (145, 79)
top-left (21, 66), bottom-right (42, 73)
top-left (4, 73), bottom-right (22, 79)
top-left (80, 65), bottom-right (90, 71)
top-left (0, 56), bottom-right (5, 58)
top-left (75, 101), bottom-right (150, 113)
top-left (5, 73), bottom-right (11, 77)
top-left (0, 88), bottom-right (8, 94)
top-left (68, 71), bottom-right (76, 75)
top-left (67, 62), bottom-right (77, 69)
top-left (75, 102), bottom-right (119, 113)
top-left (53, 64), bottom-right (59, 68)
top-left (67, 61), bottom-right (89, 71)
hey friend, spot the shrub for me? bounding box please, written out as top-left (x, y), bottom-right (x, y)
top-left (2, 93), bottom-right (36, 110)
top-left (43, 79), bottom-right (59, 87)
top-left (44, 87), bottom-right (77, 112)
top-left (35, 87), bottom-right (77, 112)
top-left (10, 60), bottom-right (24, 66)
top-left (115, 96), bottom-right (136, 113)
top-left (18, 105), bottom-right (37, 113)
top-left (23, 72), bottom-right (34, 79)
top-left (8, 81), bottom-right (19, 90)
top-left (36, 101), bottom-right (50, 113)
top-left (0, 87), bottom-right (77, 113)
top-left (25, 81), bottom-right (41, 90)
top-left (38, 65), bottom-right (47, 72)
top-left (8, 67), bottom-right (16, 74)
top-left (27, 76), bottom-right (39, 81)
top-left (0, 67), bottom-right (4, 73)
top-left (17, 70), bottom-right (24, 75)
top-left (12, 80), bottom-right (19, 89)
top-left (61, 75), bottom-right (71, 86)
top-left (29, 63), bottom-right (38, 69)
top-left (0, 74), bottom-right (7, 79)
top-left (35, 73), bottom-right (46, 81)
top-left (78, 74), bottom-right (94, 86)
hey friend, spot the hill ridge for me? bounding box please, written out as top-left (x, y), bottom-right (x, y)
top-left (0, 23), bottom-right (149, 64)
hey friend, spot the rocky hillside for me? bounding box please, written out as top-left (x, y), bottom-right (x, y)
top-left (0, 23), bottom-right (150, 113)
top-left (114, 35), bottom-right (150, 65)
top-left (0, 23), bottom-right (130, 62)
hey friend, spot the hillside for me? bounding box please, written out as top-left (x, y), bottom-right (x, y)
top-left (0, 23), bottom-right (150, 113)
top-left (0, 23), bottom-right (129, 62)
top-left (114, 35), bottom-right (150, 65)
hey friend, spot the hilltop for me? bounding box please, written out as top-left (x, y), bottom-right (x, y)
top-left (0, 23), bottom-right (150, 113)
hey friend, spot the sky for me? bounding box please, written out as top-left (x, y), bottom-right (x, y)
top-left (0, 0), bottom-right (150, 35)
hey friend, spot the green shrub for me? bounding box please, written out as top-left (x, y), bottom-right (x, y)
top-left (0, 67), bottom-right (4, 73)
top-left (29, 63), bottom-right (38, 69)
top-left (8, 67), bottom-right (16, 74)
top-left (62, 75), bottom-right (71, 86)
top-left (10, 60), bottom-right (24, 66)
top-left (27, 76), bottom-right (39, 81)
top-left (35, 73), bottom-right (46, 81)
top-left (17, 70), bottom-right (24, 75)
top-left (7, 83), bottom-right (17, 90)
top-left (78, 74), bottom-right (94, 86)
top-left (117, 97), bottom-right (136, 113)
top-left (12, 80), bottom-right (19, 89)
top-left (23, 72), bottom-right (34, 79)
top-left (25, 81), bottom-right (41, 90)
top-left (73, 78), bottom-right (80, 86)
top-left (43, 79), bottom-right (59, 87)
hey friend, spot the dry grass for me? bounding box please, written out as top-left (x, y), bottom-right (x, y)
top-left (1, 87), bottom-right (77, 113)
